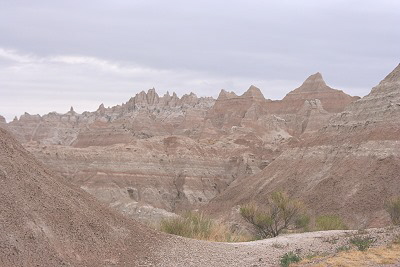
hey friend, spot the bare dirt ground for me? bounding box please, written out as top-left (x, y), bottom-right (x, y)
top-left (155, 227), bottom-right (400, 267)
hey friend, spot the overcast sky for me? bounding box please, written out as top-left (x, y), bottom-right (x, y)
top-left (0, 0), bottom-right (399, 122)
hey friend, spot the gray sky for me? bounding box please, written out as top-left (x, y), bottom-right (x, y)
top-left (0, 0), bottom-right (399, 122)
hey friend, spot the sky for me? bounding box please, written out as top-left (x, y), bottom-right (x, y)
top-left (0, 0), bottom-right (399, 122)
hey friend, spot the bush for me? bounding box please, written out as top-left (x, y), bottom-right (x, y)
top-left (295, 214), bottom-right (310, 230)
top-left (160, 211), bottom-right (248, 242)
top-left (240, 192), bottom-right (304, 238)
top-left (385, 196), bottom-right (400, 225)
top-left (350, 236), bottom-right (376, 251)
top-left (280, 251), bottom-right (301, 267)
top-left (316, 215), bottom-right (347, 231)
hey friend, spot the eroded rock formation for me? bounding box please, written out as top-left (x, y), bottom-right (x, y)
top-left (7, 73), bottom-right (360, 222)
top-left (206, 64), bottom-right (400, 228)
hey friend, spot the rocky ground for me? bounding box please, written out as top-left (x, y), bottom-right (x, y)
top-left (156, 227), bottom-right (400, 267)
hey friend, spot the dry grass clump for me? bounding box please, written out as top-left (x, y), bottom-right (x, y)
top-left (386, 196), bottom-right (400, 225)
top-left (315, 215), bottom-right (347, 231)
top-left (293, 233), bottom-right (400, 267)
top-left (295, 244), bottom-right (400, 267)
top-left (160, 211), bottom-right (250, 242)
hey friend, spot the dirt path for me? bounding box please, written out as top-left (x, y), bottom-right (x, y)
top-left (155, 227), bottom-right (400, 267)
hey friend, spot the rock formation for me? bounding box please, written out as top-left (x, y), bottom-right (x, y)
top-left (206, 64), bottom-right (400, 228)
top-left (277, 72), bottom-right (360, 113)
top-left (0, 115), bottom-right (6, 129)
top-left (7, 76), bottom-right (360, 223)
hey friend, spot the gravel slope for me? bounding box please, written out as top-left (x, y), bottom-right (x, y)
top-left (156, 227), bottom-right (400, 267)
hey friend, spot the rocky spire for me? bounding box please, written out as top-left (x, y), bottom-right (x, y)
top-left (241, 85), bottom-right (265, 99)
top-left (369, 63), bottom-right (400, 96)
top-left (146, 88), bottom-right (159, 105)
top-left (217, 89), bottom-right (237, 100)
top-left (296, 72), bottom-right (330, 92)
top-left (378, 63), bottom-right (400, 84)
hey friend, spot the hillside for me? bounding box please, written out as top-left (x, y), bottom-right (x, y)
top-left (206, 64), bottom-right (400, 228)
top-left (0, 127), bottom-right (163, 266)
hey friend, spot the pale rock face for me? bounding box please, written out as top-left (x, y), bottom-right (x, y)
top-left (0, 115), bottom-right (7, 130)
top-left (8, 77), bottom-right (360, 222)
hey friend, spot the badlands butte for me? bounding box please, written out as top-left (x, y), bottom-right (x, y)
top-left (4, 65), bottom-right (400, 230)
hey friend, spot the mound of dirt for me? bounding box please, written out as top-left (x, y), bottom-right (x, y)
top-left (0, 128), bottom-right (164, 266)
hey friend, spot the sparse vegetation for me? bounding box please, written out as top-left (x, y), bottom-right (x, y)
top-left (297, 244), bottom-right (400, 267)
top-left (272, 242), bottom-right (286, 249)
top-left (385, 196), bottom-right (400, 225)
top-left (295, 214), bottom-right (310, 231)
top-left (350, 236), bottom-right (376, 251)
top-left (240, 192), bottom-right (304, 238)
top-left (280, 251), bottom-right (301, 267)
top-left (305, 251), bottom-right (328, 260)
top-left (159, 211), bottom-right (249, 242)
top-left (322, 236), bottom-right (340, 244)
top-left (393, 234), bottom-right (400, 245)
top-left (336, 245), bottom-right (351, 252)
top-left (316, 214), bottom-right (347, 231)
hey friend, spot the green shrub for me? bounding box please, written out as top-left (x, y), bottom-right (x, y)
top-left (160, 212), bottom-right (249, 242)
top-left (350, 236), bottom-right (376, 251)
top-left (295, 214), bottom-right (310, 230)
top-left (316, 215), bottom-right (347, 231)
top-left (385, 196), bottom-right (400, 225)
top-left (240, 192), bottom-right (305, 238)
top-left (280, 251), bottom-right (301, 267)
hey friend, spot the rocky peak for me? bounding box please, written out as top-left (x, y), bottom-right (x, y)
top-left (369, 63), bottom-right (400, 96)
top-left (337, 64), bottom-right (400, 124)
top-left (296, 72), bottom-right (330, 92)
top-left (146, 88), bottom-right (159, 105)
top-left (0, 115), bottom-right (6, 124)
top-left (67, 106), bottom-right (76, 115)
top-left (241, 85), bottom-right (265, 99)
top-left (181, 92), bottom-right (198, 106)
top-left (367, 64), bottom-right (400, 97)
top-left (217, 89), bottom-right (237, 100)
top-left (380, 63), bottom-right (400, 84)
top-left (96, 103), bottom-right (106, 115)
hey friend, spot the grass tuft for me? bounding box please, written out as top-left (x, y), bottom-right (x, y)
top-left (280, 251), bottom-right (301, 267)
top-left (316, 215), bottom-right (347, 231)
top-left (350, 236), bottom-right (376, 251)
top-left (159, 211), bottom-right (250, 242)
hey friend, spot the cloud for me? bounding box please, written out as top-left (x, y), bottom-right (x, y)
top-left (0, 1), bottom-right (399, 122)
